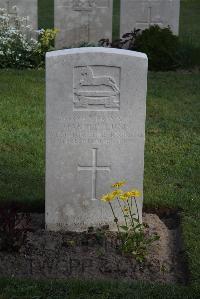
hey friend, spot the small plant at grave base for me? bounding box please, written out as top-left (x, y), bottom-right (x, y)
top-left (160, 263), bottom-right (168, 275)
top-left (66, 240), bottom-right (76, 247)
top-left (100, 181), bottom-right (159, 263)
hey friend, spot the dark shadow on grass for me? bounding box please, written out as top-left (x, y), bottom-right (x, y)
top-left (0, 162), bottom-right (44, 212)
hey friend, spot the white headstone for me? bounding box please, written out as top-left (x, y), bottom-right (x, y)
top-left (54, 0), bottom-right (113, 49)
top-left (46, 47), bottom-right (148, 232)
top-left (0, 0), bottom-right (38, 30)
top-left (120, 0), bottom-right (180, 36)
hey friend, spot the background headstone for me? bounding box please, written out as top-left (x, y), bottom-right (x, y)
top-left (46, 47), bottom-right (148, 232)
top-left (0, 0), bottom-right (38, 30)
top-left (120, 0), bottom-right (180, 36)
top-left (54, 0), bottom-right (113, 49)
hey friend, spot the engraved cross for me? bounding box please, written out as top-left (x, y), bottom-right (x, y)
top-left (78, 148), bottom-right (110, 201)
top-left (136, 4), bottom-right (163, 29)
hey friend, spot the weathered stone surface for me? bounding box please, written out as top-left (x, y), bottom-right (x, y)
top-left (0, 0), bottom-right (38, 30)
top-left (120, 0), bottom-right (180, 36)
top-left (45, 47), bottom-right (148, 232)
top-left (54, 0), bottom-right (113, 49)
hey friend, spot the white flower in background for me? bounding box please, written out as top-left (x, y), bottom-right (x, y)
top-left (0, 5), bottom-right (40, 68)
top-left (0, 5), bottom-right (57, 68)
top-left (36, 29), bottom-right (45, 34)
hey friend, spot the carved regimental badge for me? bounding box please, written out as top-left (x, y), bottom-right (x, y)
top-left (73, 65), bottom-right (121, 111)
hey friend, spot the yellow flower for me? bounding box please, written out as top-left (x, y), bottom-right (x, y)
top-left (112, 189), bottom-right (123, 197)
top-left (119, 190), bottom-right (136, 201)
top-left (100, 193), bottom-right (115, 202)
top-left (129, 189), bottom-right (141, 198)
top-left (119, 194), bottom-right (128, 201)
top-left (123, 207), bottom-right (129, 213)
top-left (111, 181), bottom-right (126, 188)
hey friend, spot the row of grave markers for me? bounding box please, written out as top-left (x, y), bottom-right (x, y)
top-left (1, 0), bottom-right (177, 232)
top-left (1, 0), bottom-right (180, 48)
top-left (56, 0), bottom-right (180, 48)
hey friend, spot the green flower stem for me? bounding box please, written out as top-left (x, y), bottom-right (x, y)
top-left (108, 202), bottom-right (121, 236)
top-left (130, 196), bottom-right (133, 209)
top-left (127, 200), bottom-right (134, 227)
top-left (134, 197), bottom-right (140, 221)
top-left (117, 198), bottom-right (128, 226)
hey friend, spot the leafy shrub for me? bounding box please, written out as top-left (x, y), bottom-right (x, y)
top-left (99, 28), bottom-right (141, 49)
top-left (0, 7), bottom-right (57, 68)
top-left (132, 25), bottom-right (179, 71)
top-left (78, 41), bottom-right (97, 48)
top-left (36, 28), bottom-right (58, 65)
top-left (99, 26), bottom-right (182, 71)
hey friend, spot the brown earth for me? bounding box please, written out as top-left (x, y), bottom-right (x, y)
top-left (0, 211), bottom-right (188, 284)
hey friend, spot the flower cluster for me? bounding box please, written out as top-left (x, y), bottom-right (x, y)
top-left (101, 189), bottom-right (141, 202)
top-left (101, 181), bottom-right (141, 203)
top-left (0, 7), bottom-right (58, 68)
top-left (0, 7), bottom-right (37, 68)
top-left (38, 28), bottom-right (59, 50)
top-left (100, 181), bottom-right (141, 232)
top-left (100, 181), bottom-right (158, 262)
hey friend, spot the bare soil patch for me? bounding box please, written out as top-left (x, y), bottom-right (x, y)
top-left (0, 210), bottom-right (188, 284)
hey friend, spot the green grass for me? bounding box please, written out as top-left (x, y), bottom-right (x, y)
top-left (178, 0), bottom-right (200, 68)
top-left (38, 0), bottom-right (54, 29)
top-left (1, 71), bottom-right (199, 212)
top-left (112, 0), bottom-right (120, 40)
top-left (0, 70), bottom-right (200, 297)
top-left (0, 278), bottom-right (199, 299)
top-left (179, 0), bottom-right (200, 47)
top-left (0, 70), bottom-right (45, 209)
top-left (145, 72), bottom-right (200, 212)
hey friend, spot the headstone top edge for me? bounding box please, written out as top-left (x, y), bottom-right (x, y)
top-left (46, 47), bottom-right (148, 60)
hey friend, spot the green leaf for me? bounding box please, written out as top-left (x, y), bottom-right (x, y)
top-left (120, 225), bottom-right (129, 231)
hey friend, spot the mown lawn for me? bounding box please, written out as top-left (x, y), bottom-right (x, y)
top-left (179, 0), bottom-right (200, 47)
top-left (0, 70), bottom-right (45, 210)
top-left (0, 70), bottom-right (200, 298)
top-left (38, 0), bottom-right (54, 30)
top-left (0, 278), bottom-right (199, 299)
